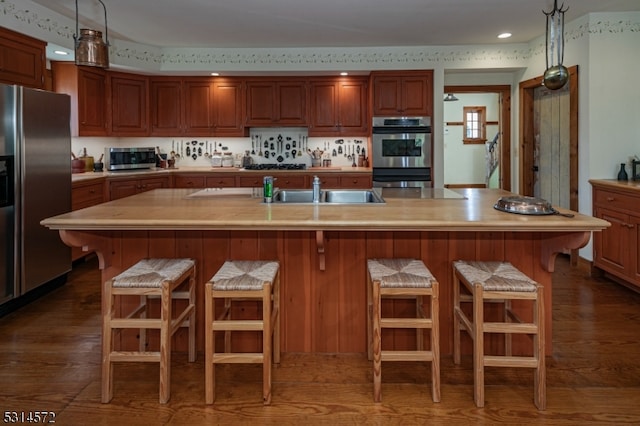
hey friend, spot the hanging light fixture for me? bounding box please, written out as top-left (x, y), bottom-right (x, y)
top-left (74, 0), bottom-right (110, 68)
top-left (542, 0), bottom-right (569, 90)
top-left (443, 93), bottom-right (459, 102)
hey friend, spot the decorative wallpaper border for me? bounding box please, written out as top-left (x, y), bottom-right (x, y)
top-left (2, 0), bottom-right (639, 71)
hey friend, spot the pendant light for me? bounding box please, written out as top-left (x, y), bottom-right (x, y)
top-left (74, 0), bottom-right (110, 68)
top-left (443, 93), bottom-right (459, 102)
top-left (542, 0), bottom-right (569, 90)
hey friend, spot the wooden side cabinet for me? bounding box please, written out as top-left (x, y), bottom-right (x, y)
top-left (371, 70), bottom-right (433, 117)
top-left (0, 27), bottom-right (45, 89)
top-left (591, 180), bottom-right (640, 290)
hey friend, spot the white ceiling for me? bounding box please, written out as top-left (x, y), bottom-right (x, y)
top-left (32, 0), bottom-right (640, 49)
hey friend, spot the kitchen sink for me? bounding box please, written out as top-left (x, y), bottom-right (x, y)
top-left (270, 189), bottom-right (384, 204)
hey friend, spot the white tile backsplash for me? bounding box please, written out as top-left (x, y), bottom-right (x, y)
top-left (72, 133), bottom-right (370, 168)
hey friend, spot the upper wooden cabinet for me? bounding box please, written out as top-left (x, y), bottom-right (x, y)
top-left (309, 77), bottom-right (368, 136)
top-left (149, 77), bottom-right (182, 136)
top-left (0, 27), bottom-right (45, 89)
top-left (52, 61), bottom-right (109, 136)
top-left (150, 77), bottom-right (244, 136)
top-left (245, 79), bottom-right (307, 126)
top-left (110, 72), bottom-right (149, 136)
top-left (370, 70), bottom-right (433, 116)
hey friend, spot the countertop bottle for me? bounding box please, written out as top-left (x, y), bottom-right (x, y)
top-left (617, 163), bottom-right (628, 181)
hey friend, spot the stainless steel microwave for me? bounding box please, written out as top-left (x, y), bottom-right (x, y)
top-left (105, 147), bottom-right (157, 171)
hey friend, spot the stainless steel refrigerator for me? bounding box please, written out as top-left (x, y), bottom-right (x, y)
top-left (0, 84), bottom-right (71, 313)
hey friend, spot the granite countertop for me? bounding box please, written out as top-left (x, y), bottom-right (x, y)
top-left (71, 166), bottom-right (372, 183)
top-left (43, 187), bottom-right (609, 233)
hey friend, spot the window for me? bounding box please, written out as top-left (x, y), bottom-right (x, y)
top-left (463, 106), bottom-right (486, 144)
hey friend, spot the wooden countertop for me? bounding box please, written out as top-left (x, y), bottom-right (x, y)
top-left (71, 166), bottom-right (372, 183)
top-left (590, 179), bottom-right (640, 193)
top-left (43, 187), bottom-right (609, 233)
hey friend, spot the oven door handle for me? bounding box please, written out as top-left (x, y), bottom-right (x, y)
top-left (372, 127), bottom-right (431, 134)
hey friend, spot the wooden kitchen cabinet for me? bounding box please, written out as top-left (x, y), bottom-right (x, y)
top-left (245, 79), bottom-right (307, 126)
top-left (0, 27), bottom-right (45, 89)
top-left (592, 181), bottom-right (640, 290)
top-left (149, 77), bottom-right (183, 136)
top-left (110, 72), bottom-right (149, 136)
top-left (52, 61), bottom-right (108, 136)
top-left (371, 70), bottom-right (433, 116)
top-left (184, 78), bottom-right (245, 136)
top-left (72, 179), bottom-right (106, 260)
top-left (109, 176), bottom-right (170, 200)
top-left (173, 174), bottom-right (206, 188)
top-left (309, 77), bottom-right (368, 136)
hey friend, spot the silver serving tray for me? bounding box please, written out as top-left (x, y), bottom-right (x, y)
top-left (494, 196), bottom-right (574, 217)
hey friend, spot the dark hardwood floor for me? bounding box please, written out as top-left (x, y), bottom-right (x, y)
top-left (1, 255), bottom-right (639, 425)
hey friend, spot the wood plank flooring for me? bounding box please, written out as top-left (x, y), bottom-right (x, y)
top-left (1, 255), bottom-right (639, 425)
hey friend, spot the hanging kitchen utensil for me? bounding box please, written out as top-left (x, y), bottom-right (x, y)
top-left (293, 140), bottom-right (297, 148)
top-left (292, 149), bottom-right (297, 157)
top-left (332, 149), bottom-right (337, 157)
top-left (186, 146), bottom-right (191, 156)
top-left (265, 151), bottom-right (270, 159)
top-left (264, 140), bottom-right (269, 148)
top-left (192, 153), bottom-right (197, 160)
top-left (338, 146), bottom-right (343, 155)
top-left (251, 136), bottom-right (256, 154)
top-left (277, 155), bottom-right (284, 163)
top-left (494, 196), bottom-right (574, 217)
top-left (270, 142), bottom-right (275, 150)
top-left (286, 143), bottom-right (291, 150)
top-left (198, 147), bottom-right (202, 156)
top-left (285, 152), bottom-right (290, 158)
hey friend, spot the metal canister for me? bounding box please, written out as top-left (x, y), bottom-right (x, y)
top-left (263, 176), bottom-right (274, 203)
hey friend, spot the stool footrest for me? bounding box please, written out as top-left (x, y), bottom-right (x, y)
top-left (484, 355), bottom-right (539, 368)
top-left (211, 320), bottom-right (264, 331)
top-left (381, 318), bottom-right (432, 328)
top-left (111, 318), bottom-right (161, 329)
top-left (110, 351), bottom-right (161, 362)
top-left (213, 353), bottom-right (264, 363)
top-left (381, 350), bottom-right (434, 362)
top-left (484, 322), bottom-right (538, 334)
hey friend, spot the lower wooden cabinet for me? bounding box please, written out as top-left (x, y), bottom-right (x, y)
top-left (109, 176), bottom-right (170, 200)
top-left (71, 179), bottom-right (106, 260)
top-left (591, 180), bottom-right (640, 290)
top-left (237, 174), bottom-right (306, 188)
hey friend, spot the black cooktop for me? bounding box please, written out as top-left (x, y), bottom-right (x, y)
top-left (243, 163), bottom-right (306, 170)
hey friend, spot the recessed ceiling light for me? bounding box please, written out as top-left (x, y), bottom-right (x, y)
top-left (54, 50), bottom-right (69, 55)
top-left (210, 72), bottom-right (219, 76)
top-left (497, 32), bottom-right (512, 39)
top-left (340, 72), bottom-right (348, 76)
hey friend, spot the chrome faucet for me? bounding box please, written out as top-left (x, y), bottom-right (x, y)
top-left (312, 175), bottom-right (321, 203)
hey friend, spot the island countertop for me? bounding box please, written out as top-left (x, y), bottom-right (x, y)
top-left (44, 187), bottom-right (609, 232)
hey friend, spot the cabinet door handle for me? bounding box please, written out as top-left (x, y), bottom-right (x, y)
top-left (606, 197), bottom-right (616, 201)
top-left (627, 223), bottom-right (635, 229)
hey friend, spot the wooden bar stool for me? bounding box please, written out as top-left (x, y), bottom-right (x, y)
top-left (102, 258), bottom-right (196, 404)
top-left (366, 258), bottom-right (440, 403)
top-left (205, 260), bottom-right (280, 405)
top-left (452, 260), bottom-right (545, 410)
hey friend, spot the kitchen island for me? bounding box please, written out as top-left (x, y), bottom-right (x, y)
top-left (42, 187), bottom-right (608, 356)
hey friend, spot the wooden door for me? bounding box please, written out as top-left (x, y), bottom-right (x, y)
top-left (372, 76), bottom-right (401, 116)
top-left (533, 83), bottom-right (571, 208)
top-left (0, 27), bottom-right (45, 88)
top-left (401, 75), bottom-right (432, 116)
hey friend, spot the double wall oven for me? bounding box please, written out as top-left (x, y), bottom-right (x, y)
top-left (371, 116), bottom-right (432, 187)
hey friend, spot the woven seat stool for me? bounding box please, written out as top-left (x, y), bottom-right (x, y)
top-left (205, 260), bottom-right (280, 405)
top-left (452, 260), bottom-right (545, 410)
top-left (366, 258), bottom-right (440, 403)
top-left (102, 258), bottom-right (196, 404)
